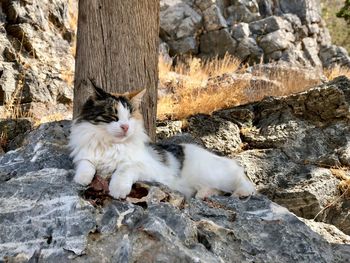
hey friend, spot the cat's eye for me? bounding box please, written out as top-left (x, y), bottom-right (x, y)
top-left (107, 115), bottom-right (119, 122)
top-left (98, 114), bottom-right (118, 123)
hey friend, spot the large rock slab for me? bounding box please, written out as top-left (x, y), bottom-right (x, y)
top-left (1, 118), bottom-right (350, 262)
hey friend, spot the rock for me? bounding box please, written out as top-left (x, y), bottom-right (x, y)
top-left (319, 198), bottom-right (350, 235)
top-left (0, 118), bottom-right (33, 151)
top-left (0, 0), bottom-right (76, 119)
top-left (318, 26), bottom-right (332, 47)
top-left (202, 4), bottom-right (227, 31)
top-left (249, 15), bottom-right (292, 35)
top-left (156, 120), bottom-right (183, 140)
top-left (257, 0), bottom-right (273, 17)
top-left (282, 13), bottom-right (302, 30)
top-left (159, 41), bottom-right (173, 66)
top-left (239, 150), bottom-right (339, 219)
top-left (160, 3), bottom-right (202, 40)
top-left (302, 37), bottom-right (322, 67)
top-left (238, 77), bottom-right (350, 234)
top-left (338, 147), bottom-right (350, 167)
top-left (308, 23), bottom-right (320, 35)
top-left (160, 2), bottom-right (202, 55)
top-left (1, 123), bottom-right (349, 262)
top-left (226, 1), bottom-right (260, 25)
top-left (20, 71), bottom-right (54, 104)
top-left (279, 0), bottom-right (321, 24)
top-left (194, 0), bottom-right (214, 11)
top-left (158, 132), bottom-right (205, 147)
top-left (235, 37), bottom-right (263, 63)
top-left (231, 22), bottom-right (250, 40)
top-left (167, 36), bottom-right (199, 55)
top-left (185, 113), bottom-right (242, 156)
top-left (258, 29), bottom-right (295, 54)
top-left (158, 0), bottom-right (350, 68)
top-left (248, 63), bottom-right (326, 87)
top-left (199, 28), bottom-right (237, 57)
top-left (320, 45), bottom-right (350, 68)
top-left (0, 62), bottom-right (16, 105)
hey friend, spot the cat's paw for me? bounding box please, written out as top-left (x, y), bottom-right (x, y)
top-left (108, 182), bottom-right (132, 199)
top-left (74, 160), bottom-right (96, 186)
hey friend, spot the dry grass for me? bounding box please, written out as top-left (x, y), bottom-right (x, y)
top-left (330, 168), bottom-right (350, 197)
top-left (1, 38), bottom-right (35, 121)
top-left (60, 69), bottom-right (74, 86)
top-left (1, 69), bottom-right (31, 120)
top-left (171, 54), bottom-right (241, 80)
top-left (158, 54), bottom-right (246, 119)
top-left (324, 64), bottom-right (350, 80)
top-left (157, 55), bottom-right (324, 120)
top-left (34, 113), bottom-right (67, 127)
top-left (251, 65), bottom-right (321, 96)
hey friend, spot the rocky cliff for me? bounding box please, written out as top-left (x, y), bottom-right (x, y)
top-left (0, 0), bottom-right (76, 120)
top-left (160, 0), bottom-right (350, 67)
top-left (1, 77), bottom-right (350, 262)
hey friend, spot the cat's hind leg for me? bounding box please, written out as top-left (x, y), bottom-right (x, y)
top-left (74, 160), bottom-right (96, 186)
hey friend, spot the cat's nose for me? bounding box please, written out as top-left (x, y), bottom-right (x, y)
top-left (121, 124), bottom-right (129, 133)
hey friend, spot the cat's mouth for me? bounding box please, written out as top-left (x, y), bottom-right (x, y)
top-left (114, 132), bottom-right (128, 139)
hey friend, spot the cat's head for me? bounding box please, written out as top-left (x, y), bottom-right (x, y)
top-left (76, 80), bottom-right (145, 143)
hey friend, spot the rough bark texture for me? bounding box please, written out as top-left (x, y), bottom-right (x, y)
top-left (73, 0), bottom-right (159, 140)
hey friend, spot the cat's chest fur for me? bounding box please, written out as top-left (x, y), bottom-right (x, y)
top-left (69, 122), bottom-right (146, 177)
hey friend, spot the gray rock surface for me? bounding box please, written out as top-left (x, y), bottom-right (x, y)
top-left (200, 29), bottom-right (237, 57)
top-left (0, 122), bottom-right (349, 262)
top-left (202, 4), bottom-right (227, 31)
top-left (0, 0), bottom-right (75, 120)
top-left (159, 0), bottom-right (350, 67)
top-left (258, 29), bottom-right (295, 54)
top-left (0, 117), bottom-right (33, 151)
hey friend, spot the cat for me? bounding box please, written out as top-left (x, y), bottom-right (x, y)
top-left (69, 82), bottom-right (256, 199)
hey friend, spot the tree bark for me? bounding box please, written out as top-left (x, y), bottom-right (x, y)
top-left (73, 0), bottom-right (159, 141)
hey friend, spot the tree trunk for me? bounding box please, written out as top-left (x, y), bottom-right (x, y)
top-left (73, 0), bottom-right (159, 141)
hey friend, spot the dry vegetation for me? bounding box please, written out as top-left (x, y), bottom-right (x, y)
top-left (324, 64), bottom-right (350, 80)
top-left (331, 168), bottom-right (350, 197)
top-left (158, 55), bottom-right (244, 120)
top-left (158, 54), bottom-right (349, 120)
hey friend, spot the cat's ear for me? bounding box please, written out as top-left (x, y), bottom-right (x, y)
top-left (128, 89), bottom-right (146, 107)
top-left (89, 78), bottom-right (109, 100)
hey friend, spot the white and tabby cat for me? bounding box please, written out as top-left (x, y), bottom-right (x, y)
top-left (69, 82), bottom-right (255, 199)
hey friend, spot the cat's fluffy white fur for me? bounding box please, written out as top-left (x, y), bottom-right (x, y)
top-left (69, 93), bottom-right (255, 199)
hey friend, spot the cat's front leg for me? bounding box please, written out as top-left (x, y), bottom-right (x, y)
top-left (74, 160), bottom-right (96, 186)
top-left (109, 169), bottom-right (136, 199)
